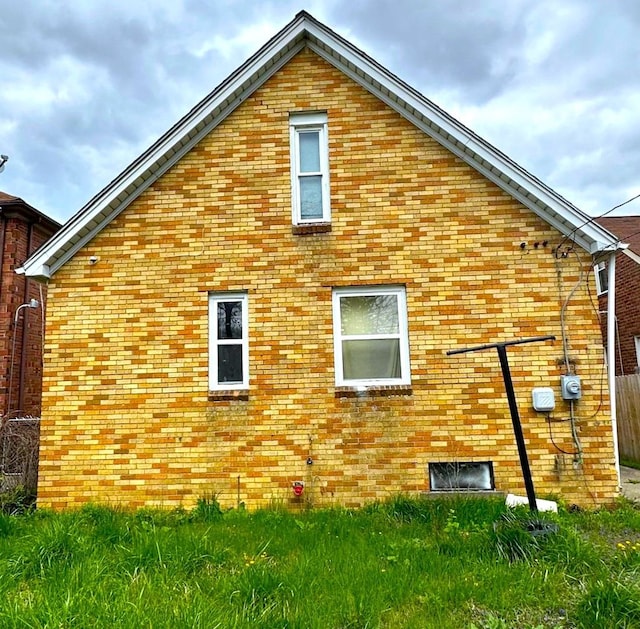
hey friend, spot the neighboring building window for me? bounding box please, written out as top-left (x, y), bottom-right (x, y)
top-left (332, 286), bottom-right (411, 386)
top-left (209, 293), bottom-right (248, 390)
top-left (635, 336), bottom-right (640, 373)
top-left (290, 112), bottom-right (330, 224)
top-left (595, 261), bottom-right (608, 295)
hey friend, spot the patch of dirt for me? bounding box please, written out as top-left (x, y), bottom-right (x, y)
top-left (620, 466), bottom-right (640, 502)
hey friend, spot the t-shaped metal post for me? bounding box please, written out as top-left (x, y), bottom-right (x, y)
top-left (447, 336), bottom-right (556, 512)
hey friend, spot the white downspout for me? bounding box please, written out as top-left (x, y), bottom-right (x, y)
top-left (607, 251), bottom-right (620, 488)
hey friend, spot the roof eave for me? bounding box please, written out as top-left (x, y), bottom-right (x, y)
top-left (20, 14), bottom-right (313, 280)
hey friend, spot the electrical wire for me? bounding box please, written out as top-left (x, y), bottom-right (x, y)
top-left (545, 193), bottom-right (636, 506)
top-left (604, 226), bottom-right (640, 251)
top-left (555, 248), bottom-right (592, 455)
top-left (583, 265), bottom-right (610, 415)
top-left (555, 192), bottom-right (640, 257)
top-left (557, 250), bottom-right (584, 373)
top-left (547, 416), bottom-right (606, 507)
top-left (546, 417), bottom-right (579, 455)
top-left (564, 246), bottom-right (612, 411)
top-left (577, 454), bottom-right (601, 508)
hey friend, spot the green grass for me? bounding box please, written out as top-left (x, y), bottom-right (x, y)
top-left (0, 496), bottom-right (637, 627)
top-left (621, 458), bottom-right (640, 471)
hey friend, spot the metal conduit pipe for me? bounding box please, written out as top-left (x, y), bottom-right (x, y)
top-left (607, 251), bottom-right (621, 489)
top-left (18, 222), bottom-right (35, 412)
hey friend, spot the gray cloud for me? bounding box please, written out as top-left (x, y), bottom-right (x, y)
top-left (0, 0), bottom-right (638, 223)
top-left (333, 0), bottom-right (528, 101)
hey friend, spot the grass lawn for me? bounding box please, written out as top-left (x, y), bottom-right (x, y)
top-left (0, 496), bottom-right (638, 628)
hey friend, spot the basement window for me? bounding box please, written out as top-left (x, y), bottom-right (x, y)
top-left (429, 461), bottom-right (495, 492)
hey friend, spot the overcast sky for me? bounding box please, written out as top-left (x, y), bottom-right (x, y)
top-left (1, 0), bottom-right (639, 226)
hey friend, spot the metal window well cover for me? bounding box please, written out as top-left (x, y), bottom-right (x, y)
top-left (506, 493), bottom-right (558, 513)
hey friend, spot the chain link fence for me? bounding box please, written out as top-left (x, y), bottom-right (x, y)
top-left (0, 417), bottom-right (39, 494)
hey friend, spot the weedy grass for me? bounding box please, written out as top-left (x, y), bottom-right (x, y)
top-left (0, 496), bottom-right (635, 627)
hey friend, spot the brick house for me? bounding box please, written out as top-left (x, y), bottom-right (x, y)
top-left (0, 192), bottom-right (60, 418)
top-left (20, 12), bottom-right (623, 510)
top-left (595, 217), bottom-right (640, 375)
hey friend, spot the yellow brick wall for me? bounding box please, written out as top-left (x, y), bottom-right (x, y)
top-left (38, 49), bottom-right (618, 510)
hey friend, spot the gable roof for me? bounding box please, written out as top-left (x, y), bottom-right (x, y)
top-left (18, 11), bottom-right (622, 280)
top-left (597, 216), bottom-right (640, 264)
top-left (0, 191), bottom-right (61, 232)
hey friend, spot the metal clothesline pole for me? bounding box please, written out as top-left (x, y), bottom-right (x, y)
top-left (447, 335), bottom-right (556, 512)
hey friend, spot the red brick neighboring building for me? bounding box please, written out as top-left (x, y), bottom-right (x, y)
top-left (0, 192), bottom-right (60, 417)
top-left (596, 217), bottom-right (640, 375)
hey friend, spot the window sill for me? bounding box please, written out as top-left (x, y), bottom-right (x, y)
top-left (335, 385), bottom-right (413, 398)
top-left (292, 223), bottom-right (331, 235)
top-left (208, 390), bottom-right (249, 401)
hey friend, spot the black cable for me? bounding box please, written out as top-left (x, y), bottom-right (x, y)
top-left (555, 192), bottom-right (640, 258)
top-left (546, 415), bottom-right (579, 455)
top-left (609, 226), bottom-right (640, 248)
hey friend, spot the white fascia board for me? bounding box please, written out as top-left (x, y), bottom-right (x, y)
top-left (623, 247), bottom-right (640, 265)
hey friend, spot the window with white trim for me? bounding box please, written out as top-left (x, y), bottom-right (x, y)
top-left (290, 112), bottom-right (330, 224)
top-left (635, 336), bottom-right (640, 373)
top-left (595, 261), bottom-right (608, 295)
top-left (209, 293), bottom-right (248, 390)
top-left (332, 286), bottom-right (411, 386)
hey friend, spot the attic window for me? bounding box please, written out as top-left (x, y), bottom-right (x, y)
top-left (429, 461), bottom-right (495, 492)
top-left (290, 112), bottom-right (330, 226)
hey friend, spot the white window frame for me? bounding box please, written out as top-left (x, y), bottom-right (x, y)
top-left (208, 293), bottom-right (249, 390)
top-left (595, 261), bottom-right (608, 295)
top-left (332, 285), bottom-right (411, 387)
top-left (635, 336), bottom-right (640, 373)
top-left (289, 112), bottom-right (330, 225)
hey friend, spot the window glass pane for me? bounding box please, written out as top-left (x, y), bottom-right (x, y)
top-left (218, 345), bottom-right (243, 384)
top-left (217, 301), bottom-right (242, 339)
top-left (299, 176), bottom-right (323, 219)
top-left (597, 263), bottom-right (608, 293)
top-left (429, 462), bottom-right (494, 491)
top-left (299, 131), bottom-right (320, 172)
top-left (340, 295), bottom-right (399, 335)
top-left (342, 339), bottom-right (401, 379)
